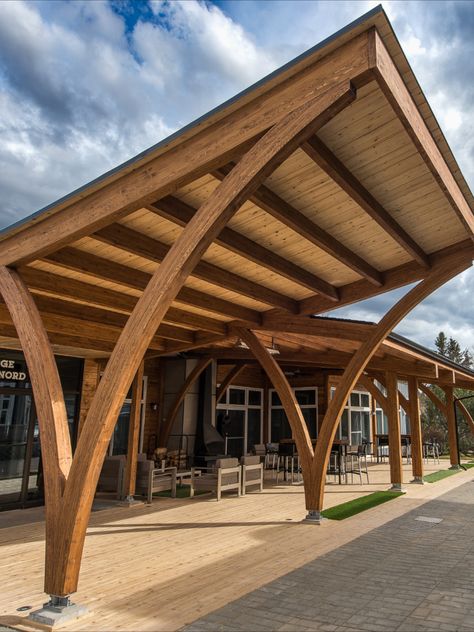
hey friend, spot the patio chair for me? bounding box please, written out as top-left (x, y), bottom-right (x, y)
top-left (344, 443), bottom-right (369, 484)
top-left (276, 442), bottom-right (301, 484)
top-left (135, 458), bottom-right (177, 503)
top-left (189, 457), bottom-right (241, 500)
top-left (240, 455), bottom-right (264, 495)
top-left (97, 455), bottom-right (126, 499)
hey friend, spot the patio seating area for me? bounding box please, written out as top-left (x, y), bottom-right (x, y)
top-left (0, 461), bottom-right (471, 632)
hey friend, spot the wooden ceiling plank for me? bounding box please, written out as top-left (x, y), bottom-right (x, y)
top-left (93, 224), bottom-right (298, 312)
top-left (371, 29), bottom-right (474, 239)
top-left (20, 267), bottom-right (227, 334)
top-left (302, 135), bottom-right (431, 267)
top-left (150, 196), bottom-right (340, 301)
top-left (213, 164), bottom-right (383, 286)
top-left (42, 248), bottom-right (261, 324)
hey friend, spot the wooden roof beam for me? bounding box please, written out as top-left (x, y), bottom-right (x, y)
top-left (19, 267), bottom-right (227, 334)
top-left (302, 135), bottom-right (431, 267)
top-left (298, 239), bottom-right (474, 315)
top-left (212, 164), bottom-right (383, 286)
top-left (0, 323), bottom-right (114, 355)
top-left (0, 303), bottom-right (165, 351)
top-left (93, 224), bottom-right (298, 313)
top-left (150, 196), bottom-right (340, 301)
top-left (16, 294), bottom-right (196, 344)
top-left (42, 248), bottom-right (261, 324)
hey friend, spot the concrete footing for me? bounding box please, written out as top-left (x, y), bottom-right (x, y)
top-left (411, 476), bottom-right (425, 485)
top-left (302, 510), bottom-right (323, 524)
top-left (28, 595), bottom-right (89, 627)
top-left (389, 484), bottom-right (407, 493)
top-left (449, 464), bottom-right (462, 471)
top-left (118, 495), bottom-right (144, 507)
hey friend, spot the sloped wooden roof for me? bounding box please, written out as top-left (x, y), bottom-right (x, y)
top-left (0, 6), bottom-right (472, 360)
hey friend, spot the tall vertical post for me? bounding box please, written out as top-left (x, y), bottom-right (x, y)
top-left (443, 386), bottom-right (460, 468)
top-left (122, 362), bottom-right (145, 502)
top-left (386, 372), bottom-right (404, 491)
top-left (407, 376), bottom-right (424, 483)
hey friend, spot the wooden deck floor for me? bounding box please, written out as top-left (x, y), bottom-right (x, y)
top-left (0, 460), bottom-right (471, 632)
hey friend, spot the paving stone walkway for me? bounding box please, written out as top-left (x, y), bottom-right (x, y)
top-left (183, 481), bottom-right (474, 632)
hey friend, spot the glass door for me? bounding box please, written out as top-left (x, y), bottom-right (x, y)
top-left (0, 390), bottom-right (40, 507)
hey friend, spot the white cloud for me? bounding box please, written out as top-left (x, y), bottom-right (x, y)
top-left (0, 0), bottom-right (472, 351)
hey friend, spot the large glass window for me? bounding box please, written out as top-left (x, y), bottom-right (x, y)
top-left (216, 386), bottom-right (263, 457)
top-left (107, 377), bottom-right (148, 456)
top-left (333, 388), bottom-right (371, 446)
top-left (0, 352), bottom-right (83, 510)
top-left (269, 387), bottom-right (318, 443)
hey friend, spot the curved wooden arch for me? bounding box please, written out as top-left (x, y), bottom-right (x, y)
top-left (41, 80), bottom-right (355, 596)
top-left (419, 383), bottom-right (447, 415)
top-left (0, 267), bottom-right (73, 590)
top-left (0, 268), bottom-right (72, 501)
top-left (159, 357), bottom-right (212, 446)
top-left (456, 398), bottom-right (474, 435)
top-left (308, 257), bottom-right (472, 515)
top-left (236, 329), bottom-right (314, 480)
top-left (216, 363), bottom-right (248, 404)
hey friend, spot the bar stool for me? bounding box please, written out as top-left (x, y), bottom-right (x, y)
top-left (275, 442), bottom-right (301, 484)
top-left (423, 440), bottom-right (440, 464)
top-left (345, 443), bottom-right (369, 484)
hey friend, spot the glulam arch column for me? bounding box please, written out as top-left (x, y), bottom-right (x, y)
top-left (307, 257), bottom-right (472, 520)
top-left (34, 80), bottom-right (356, 599)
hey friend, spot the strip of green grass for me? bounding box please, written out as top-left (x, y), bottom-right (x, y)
top-left (423, 469), bottom-right (459, 483)
top-left (423, 462), bottom-right (474, 483)
top-left (154, 484), bottom-right (207, 498)
top-left (321, 491), bottom-right (403, 521)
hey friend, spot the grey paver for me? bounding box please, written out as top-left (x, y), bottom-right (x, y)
top-left (181, 482), bottom-right (474, 632)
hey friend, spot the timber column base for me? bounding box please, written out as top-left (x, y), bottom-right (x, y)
top-left (410, 476), bottom-right (425, 485)
top-left (389, 483), bottom-right (406, 493)
top-left (302, 510), bottom-right (324, 524)
top-left (28, 596), bottom-right (89, 628)
top-left (118, 495), bottom-right (145, 507)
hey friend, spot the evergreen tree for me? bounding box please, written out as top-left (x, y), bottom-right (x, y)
top-left (435, 331), bottom-right (448, 355)
top-left (421, 332), bottom-right (474, 455)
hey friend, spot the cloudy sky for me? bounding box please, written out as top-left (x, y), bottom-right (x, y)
top-left (0, 0), bottom-right (473, 352)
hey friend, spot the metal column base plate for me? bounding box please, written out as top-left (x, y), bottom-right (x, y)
top-left (389, 484), bottom-right (407, 493)
top-left (28, 599), bottom-right (89, 627)
top-left (302, 510), bottom-right (324, 524)
top-left (411, 476), bottom-right (425, 485)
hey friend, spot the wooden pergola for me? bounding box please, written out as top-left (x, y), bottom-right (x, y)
top-left (0, 6), bottom-right (473, 611)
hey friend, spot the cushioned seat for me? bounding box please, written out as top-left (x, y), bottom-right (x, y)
top-left (240, 455), bottom-right (263, 495)
top-left (190, 457), bottom-right (241, 501)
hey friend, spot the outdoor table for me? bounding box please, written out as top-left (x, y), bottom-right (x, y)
top-left (278, 438), bottom-right (349, 484)
top-left (375, 434), bottom-right (411, 463)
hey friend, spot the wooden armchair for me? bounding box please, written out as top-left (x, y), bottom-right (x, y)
top-left (97, 455), bottom-right (126, 499)
top-left (135, 458), bottom-right (177, 503)
top-left (190, 457), bottom-right (241, 501)
top-left (240, 455), bottom-right (264, 495)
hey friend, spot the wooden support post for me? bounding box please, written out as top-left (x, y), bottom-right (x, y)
top-left (216, 363), bottom-right (248, 404)
top-left (408, 376), bottom-right (424, 483)
top-left (443, 386), bottom-right (460, 468)
top-left (235, 329), bottom-right (316, 517)
top-left (386, 372), bottom-right (404, 491)
top-left (122, 362), bottom-right (145, 501)
top-left (307, 257), bottom-right (470, 516)
top-left (370, 393), bottom-right (377, 450)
